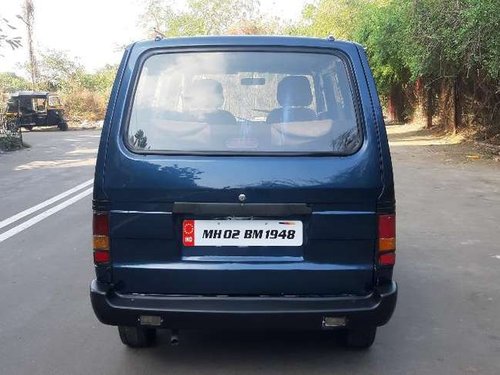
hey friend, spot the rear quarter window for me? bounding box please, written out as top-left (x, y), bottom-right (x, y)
top-left (127, 50), bottom-right (361, 154)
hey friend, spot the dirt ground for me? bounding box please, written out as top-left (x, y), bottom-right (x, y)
top-left (387, 122), bottom-right (500, 166)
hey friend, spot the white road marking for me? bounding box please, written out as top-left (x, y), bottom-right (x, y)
top-left (0, 187), bottom-right (93, 243)
top-left (0, 179), bottom-right (93, 230)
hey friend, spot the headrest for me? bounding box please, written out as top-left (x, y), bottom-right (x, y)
top-left (277, 75), bottom-right (313, 107)
top-left (184, 79), bottom-right (224, 110)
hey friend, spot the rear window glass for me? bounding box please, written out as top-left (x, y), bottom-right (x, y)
top-left (127, 51), bottom-right (361, 154)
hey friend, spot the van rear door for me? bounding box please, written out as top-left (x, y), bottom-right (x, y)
top-left (99, 46), bottom-right (383, 297)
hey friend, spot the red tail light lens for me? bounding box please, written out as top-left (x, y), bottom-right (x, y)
top-left (378, 214), bottom-right (396, 266)
top-left (93, 212), bottom-right (109, 236)
top-left (93, 211), bottom-right (110, 264)
top-left (379, 252), bottom-right (396, 266)
top-left (93, 250), bottom-right (110, 264)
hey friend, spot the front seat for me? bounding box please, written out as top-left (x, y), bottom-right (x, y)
top-left (267, 75), bottom-right (317, 124)
top-left (183, 79), bottom-right (236, 125)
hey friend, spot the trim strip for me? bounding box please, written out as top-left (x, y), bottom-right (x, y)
top-left (111, 210), bottom-right (172, 215)
top-left (173, 202), bottom-right (312, 216)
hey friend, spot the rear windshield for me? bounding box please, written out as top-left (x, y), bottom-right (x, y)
top-left (127, 51), bottom-right (361, 154)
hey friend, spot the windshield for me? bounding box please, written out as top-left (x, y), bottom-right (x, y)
top-left (128, 51), bottom-right (361, 154)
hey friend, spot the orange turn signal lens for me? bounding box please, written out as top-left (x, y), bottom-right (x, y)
top-left (378, 237), bottom-right (396, 252)
top-left (93, 235), bottom-right (109, 251)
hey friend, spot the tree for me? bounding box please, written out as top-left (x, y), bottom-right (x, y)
top-left (295, 0), bottom-right (500, 134)
top-left (0, 17), bottom-right (22, 52)
top-left (35, 49), bottom-right (82, 91)
top-left (226, 18), bottom-right (283, 35)
top-left (355, 1), bottom-right (413, 122)
top-left (293, 0), bottom-right (413, 122)
top-left (140, 0), bottom-right (262, 37)
top-left (73, 64), bottom-right (117, 95)
top-left (291, 0), bottom-right (370, 40)
top-left (0, 72), bottom-right (30, 92)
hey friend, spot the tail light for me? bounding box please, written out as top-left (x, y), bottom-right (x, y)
top-left (378, 214), bottom-right (395, 266)
top-left (93, 211), bottom-right (110, 264)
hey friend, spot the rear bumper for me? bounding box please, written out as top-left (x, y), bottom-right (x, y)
top-left (90, 280), bottom-right (397, 330)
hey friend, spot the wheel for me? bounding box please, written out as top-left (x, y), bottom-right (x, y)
top-left (118, 326), bottom-right (156, 348)
top-left (24, 125), bottom-right (33, 131)
top-left (58, 121), bottom-right (68, 131)
top-left (345, 326), bottom-right (377, 349)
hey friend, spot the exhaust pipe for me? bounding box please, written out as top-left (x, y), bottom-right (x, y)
top-left (170, 329), bottom-right (179, 346)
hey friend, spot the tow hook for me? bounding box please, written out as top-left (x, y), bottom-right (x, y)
top-left (170, 329), bottom-right (180, 346)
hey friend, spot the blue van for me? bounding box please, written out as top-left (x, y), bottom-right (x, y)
top-left (90, 36), bottom-right (397, 349)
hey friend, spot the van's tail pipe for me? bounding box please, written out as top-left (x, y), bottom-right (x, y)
top-left (170, 329), bottom-right (179, 345)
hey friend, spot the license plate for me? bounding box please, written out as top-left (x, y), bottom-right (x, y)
top-left (182, 220), bottom-right (303, 247)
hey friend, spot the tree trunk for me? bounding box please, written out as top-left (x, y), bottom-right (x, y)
top-left (426, 87), bottom-right (433, 128)
top-left (387, 83), bottom-right (405, 123)
top-left (416, 77), bottom-right (433, 128)
top-left (438, 78), bottom-right (456, 134)
top-left (454, 77), bottom-right (462, 131)
top-left (23, 0), bottom-right (38, 89)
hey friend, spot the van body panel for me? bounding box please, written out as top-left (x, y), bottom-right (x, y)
top-left (103, 147), bottom-right (381, 295)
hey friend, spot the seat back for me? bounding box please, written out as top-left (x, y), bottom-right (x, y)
top-left (183, 79), bottom-right (236, 125)
top-left (267, 75), bottom-right (317, 124)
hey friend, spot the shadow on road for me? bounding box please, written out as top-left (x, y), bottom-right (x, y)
top-left (119, 329), bottom-right (377, 373)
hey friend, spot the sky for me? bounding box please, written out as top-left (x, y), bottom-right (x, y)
top-left (0, 0), bottom-right (308, 74)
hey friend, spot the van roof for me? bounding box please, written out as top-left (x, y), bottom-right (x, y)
top-left (131, 35), bottom-right (362, 51)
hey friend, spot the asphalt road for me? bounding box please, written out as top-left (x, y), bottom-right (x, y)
top-left (0, 128), bottom-right (499, 375)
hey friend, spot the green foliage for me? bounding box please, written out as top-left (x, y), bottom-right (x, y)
top-left (0, 72), bottom-right (30, 92)
top-left (294, 0), bottom-right (369, 39)
top-left (140, 0), bottom-right (280, 36)
top-left (295, 0), bottom-right (499, 130)
top-left (295, 0), bottom-right (499, 87)
top-left (398, 0), bottom-right (499, 83)
top-left (294, 0), bottom-right (413, 94)
top-left (60, 64), bottom-right (117, 121)
top-left (355, 1), bottom-right (411, 93)
top-left (22, 50), bottom-right (118, 121)
top-left (36, 49), bottom-right (81, 90)
top-left (459, 0), bottom-right (500, 80)
top-left (69, 65), bottom-right (117, 95)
